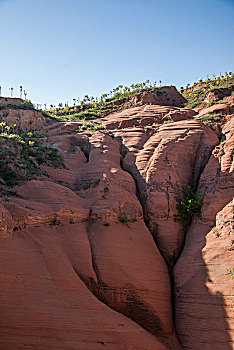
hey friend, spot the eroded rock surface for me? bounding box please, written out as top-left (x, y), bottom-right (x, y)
top-left (0, 96), bottom-right (233, 349)
top-left (174, 117), bottom-right (234, 349)
top-left (0, 199), bottom-right (14, 238)
top-left (122, 120), bottom-right (218, 266)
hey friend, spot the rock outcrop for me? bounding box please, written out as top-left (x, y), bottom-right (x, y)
top-left (174, 117), bottom-right (234, 349)
top-left (122, 120), bottom-right (218, 266)
top-left (0, 87), bottom-right (233, 349)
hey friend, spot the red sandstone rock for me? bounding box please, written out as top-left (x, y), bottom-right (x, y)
top-left (174, 116), bottom-right (234, 349)
top-left (71, 132), bottom-right (179, 347)
top-left (0, 130), bottom-right (181, 349)
top-left (5, 180), bottom-right (89, 227)
top-left (122, 120), bottom-right (218, 266)
top-left (102, 105), bottom-right (195, 130)
top-left (0, 199), bottom-right (14, 238)
top-left (0, 108), bottom-right (51, 132)
top-left (1, 97), bottom-right (233, 349)
top-left (0, 223), bottom-right (169, 350)
top-left (196, 101), bottom-right (234, 118)
top-left (130, 86), bottom-right (187, 107)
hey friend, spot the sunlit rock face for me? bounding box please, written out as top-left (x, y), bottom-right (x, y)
top-left (0, 87), bottom-right (233, 349)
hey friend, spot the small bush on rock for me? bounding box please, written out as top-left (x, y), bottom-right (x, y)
top-left (118, 213), bottom-right (137, 224)
top-left (174, 186), bottom-right (204, 226)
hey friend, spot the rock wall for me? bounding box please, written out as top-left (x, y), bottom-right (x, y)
top-left (0, 101), bottom-right (233, 349)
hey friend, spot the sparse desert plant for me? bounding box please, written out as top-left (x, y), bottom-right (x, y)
top-left (103, 222), bottom-right (110, 227)
top-left (118, 213), bottom-right (137, 224)
top-left (174, 186), bottom-right (204, 226)
top-left (0, 127), bottom-right (65, 187)
top-left (163, 120), bottom-right (173, 124)
top-left (226, 268), bottom-right (234, 279)
top-left (83, 179), bottom-right (100, 190)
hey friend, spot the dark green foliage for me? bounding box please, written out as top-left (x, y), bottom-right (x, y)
top-left (49, 219), bottom-right (61, 225)
top-left (206, 101), bottom-right (216, 107)
top-left (83, 179), bottom-right (100, 190)
top-left (118, 213), bottom-right (137, 224)
top-left (103, 222), bottom-right (110, 227)
top-left (20, 132), bottom-right (44, 139)
top-left (0, 134), bottom-right (65, 187)
top-left (0, 102), bottom-right (35, 111)
top-left (0, 160), bottom-right (21, 186)
top-left (0, 188), bottom-right (18, 197)
top-left (174, 186), bottom-right (204, 226)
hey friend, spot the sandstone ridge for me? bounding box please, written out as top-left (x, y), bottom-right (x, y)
top-left (0, 84), bottom-right (233, 350)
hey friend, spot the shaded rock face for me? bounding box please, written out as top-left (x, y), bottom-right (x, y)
top-left (131, 86), bottom-right (187, 107)
top-left (0, 101), bottom-right (233, 349)
top-left (204, 86), bottom-right (234, 103)
top-left (174, 117), bottom-right (234, 349)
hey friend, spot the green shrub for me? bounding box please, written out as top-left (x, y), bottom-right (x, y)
top-left (118, 213), bottom-right (137, 224)
top-left (174, 186), bottom-right (204, 226)
top-left (83, 179), bottom-right (100, 190)
top-left (76, 123), bottom-right (105, 133)
top-left (103, 222), bottom-right (110, 227)
top-left (226, 268), bottom-right (234, 279)
top-left (0, 132), bottom-right (65, 187)
top-left (0, 102), bottom-right (35, 111)
top-left (190, 101), bottom-right (200, 108)
top-left (197, 113), bottom-right (222, 121)
top-left (206, 101), bottom-right (216, 107)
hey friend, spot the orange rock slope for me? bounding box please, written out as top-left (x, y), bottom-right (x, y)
top-left (0, 87), bottom-right (233, 349)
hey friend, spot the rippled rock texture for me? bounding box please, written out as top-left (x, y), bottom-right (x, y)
top-left (0, 100), bottom-right (233, 349)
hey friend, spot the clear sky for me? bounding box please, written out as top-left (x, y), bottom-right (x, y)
top-left (0, 0), bottom-right (234, 106)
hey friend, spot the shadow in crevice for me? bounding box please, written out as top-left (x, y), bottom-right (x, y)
top-left (173, 220), bottom-right (233, 349)
top-left (116, 131), bottom-right (232, 349)
top-left (69, 135), bottom-right (91, 162)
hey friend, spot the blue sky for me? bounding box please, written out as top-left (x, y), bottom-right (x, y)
top-left (0, 0), bottom-right (234, 106)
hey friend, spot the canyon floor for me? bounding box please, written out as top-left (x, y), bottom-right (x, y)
top-left (0, 83), bottom-right (233, 349)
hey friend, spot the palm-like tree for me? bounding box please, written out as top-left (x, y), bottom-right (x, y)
top-left (9, 87), bottom-right (14, 97)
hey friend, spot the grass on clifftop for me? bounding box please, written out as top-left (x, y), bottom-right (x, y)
top-left (42, 81), bottom-right (170, 122)
top-left (0, 100), bottom-right (35, 111)
top-left (181, 72), bottom-right (234, 108)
